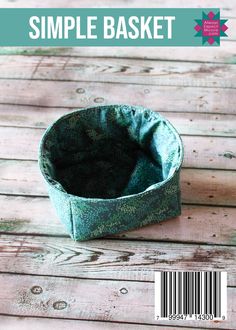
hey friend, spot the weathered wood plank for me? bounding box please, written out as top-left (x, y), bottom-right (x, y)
top-left (0, 274), bottom-right (235, 328)
top-left (181, 169), bottom-right (236, 205)
top-left (0, 79), bottom-right (235, 114)
top-left (0, 0), bottom-right (235, 18)
top-left (0, 56), bottom-right (236, 88)
top-left (0, 104), bottom-right (236, 137)
top-left (1, 127), bottom-right (236, 169)
top-left (2, 41), bottom-right (236, 64)
top-left (0, 315), bottom-right (184, 330)
top-left (1, 195), bottom-right (236, 245)
top-left (0, 104), bottom-right (69, 128)
top-left (1, 160), bottom-right (236, 205)
top-left (0, 236), bottom-right (235, 285)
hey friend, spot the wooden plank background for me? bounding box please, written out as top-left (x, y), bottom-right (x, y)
top-left (1, 0), bottom-right (235, 12)
top-left (0, 0), bottom-right (235, 328)
top-left (0, 55), bottom-right (236, 88)
top-left (0, 274), bottom-right (235, 328)
top-left (0, 79), bottom-right (235, 114)
top-left (0, 104), bottom-right (236, 137)
top-left (0, 315), bottom-right (191, 330)
top-left (0, 235), bottom-right (236, 283)
top-left (1, 42), bottom-right (236, 63)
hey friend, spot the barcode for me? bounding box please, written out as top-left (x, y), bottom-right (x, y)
top-left (155, 271), bottom-right (227, 321)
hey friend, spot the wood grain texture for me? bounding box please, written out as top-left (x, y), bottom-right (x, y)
top-left (1, 127), bottom-right (236, 169)
top-left (181, 169), bottom-right (236, 206)
top-left (0, 79), bottom-right (235, 114)
top-left (1, 41), bottom-right (236, 64)
top-left (0, 236), bottom-right (235, 284)
top-left (0, 315), bottom-right (185, 330)
top-left (0, 56), bottom-right (236, 88)
top-left (0, 273), bottom-right (235, 328)
top-left (1, 195), bottom-right (236, 245)
top-left (0, 104), bottom-right (236, 137)
top-left (0, 0), bottom-right (235, 18)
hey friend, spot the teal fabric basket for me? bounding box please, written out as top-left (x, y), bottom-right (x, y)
top-left (39, 105), bottom-right (184, 240)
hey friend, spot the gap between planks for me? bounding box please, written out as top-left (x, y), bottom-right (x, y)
top-left (0, 315), bottom-right (195, 330)
top-left (0, 273), bottom-right (235, 329)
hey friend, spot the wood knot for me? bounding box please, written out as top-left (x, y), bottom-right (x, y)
top-left (94, 97), bottom-right (104, 103)
top-left (53, 300), bottom-right (67, 310)
top-left (120, 287), bottom-right (128, 294)
top-left (76, 88), bottom-right (85, 94)
top-left (223, 151), bottom-right (236, 159)
top-left (31, 286), bottom-right (43, 295)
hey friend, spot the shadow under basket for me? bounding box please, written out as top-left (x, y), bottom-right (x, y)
top-left (39, 105), bottom-right (184, 241)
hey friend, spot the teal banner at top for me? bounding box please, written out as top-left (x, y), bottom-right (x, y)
top-left (0, 8), bottom-right (228, 46)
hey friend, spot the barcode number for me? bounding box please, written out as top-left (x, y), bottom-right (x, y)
top-left (155, 271), bottom-right (227, 321)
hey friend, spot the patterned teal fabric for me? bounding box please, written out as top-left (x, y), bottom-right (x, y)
top-left (39, 105), bottom-right (184, 240)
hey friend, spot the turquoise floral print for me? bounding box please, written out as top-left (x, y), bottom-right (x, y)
top-left (39, 105), bottom-right (184, 240)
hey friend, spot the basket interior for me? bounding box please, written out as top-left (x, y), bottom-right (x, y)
top-left (40, 105), bottom-right (182, 199)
